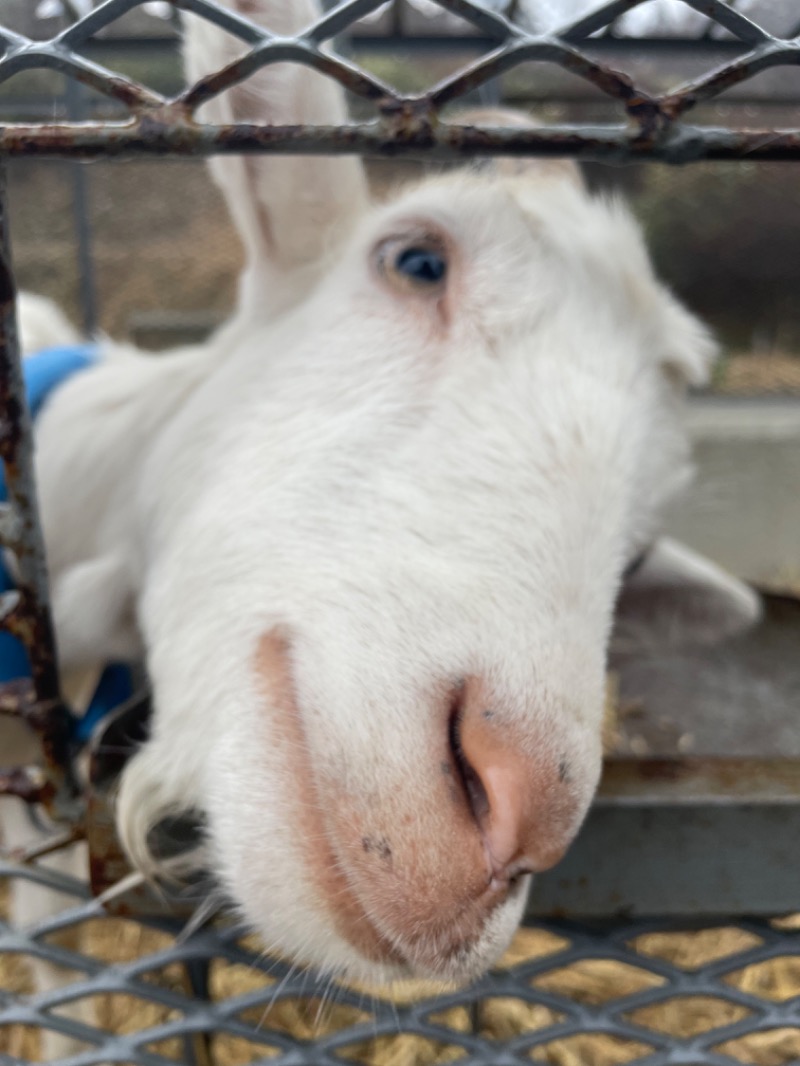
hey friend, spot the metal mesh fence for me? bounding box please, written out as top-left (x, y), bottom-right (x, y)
top-left (0, 2), bottom-right (799, 1063)
top-left (1, 856), bottom-right (799, 1066)
top-left (4, 3), bottom-right (800, 360)
top-left (1, 0), bottom-right (800, 161)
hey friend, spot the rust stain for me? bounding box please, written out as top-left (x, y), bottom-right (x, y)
top-left (0, 764), bottom-right (55, 806)
top-left (1, 117), bottom-right (800, 162)
top-left (0, 183), bottom-right (77, 817)
top-left (0, 678), bottom-right (36, 717)
top-left (600, 757), bottom-right (800, 804)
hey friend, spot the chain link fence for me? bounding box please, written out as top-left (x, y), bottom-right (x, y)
top-left (0, 2), bottom-right (799, 1063)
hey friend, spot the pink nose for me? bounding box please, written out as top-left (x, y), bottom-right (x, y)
top-left (450, 677), bottom-right (573, 883)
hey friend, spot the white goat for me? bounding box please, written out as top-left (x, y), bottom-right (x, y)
top-left (4, 0), bottom-right (759, 1007)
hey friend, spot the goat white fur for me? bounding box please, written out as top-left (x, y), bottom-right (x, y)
top-left (8, 0), bottom-right (760, 991)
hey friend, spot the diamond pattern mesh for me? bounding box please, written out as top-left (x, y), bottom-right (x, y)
top-left (0, 0), bottom-right (799, 160)
top-left (1, 861), bottom-right (799, 1065)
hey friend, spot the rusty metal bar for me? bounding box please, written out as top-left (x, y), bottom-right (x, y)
top-left (663, 41), bottom-right (800, 120)
top-left (0, 763), bottom-right (53, 805)
top-left (0, 165), bottom-right (77, 812)
top-left (0, 677), bottom-right (35, 717)
top-left (0, 0), bottom-right (798, 163)
top-left (3, 116), bottom-right (800, 162)
top-left (599, 757), bottom-right (800, 806)
top-left (0, 41), bottom-right (167, 110)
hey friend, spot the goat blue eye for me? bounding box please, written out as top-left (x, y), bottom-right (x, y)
top-left (395, 247), bottom-right (447, 284)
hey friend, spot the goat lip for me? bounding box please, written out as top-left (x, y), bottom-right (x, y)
top-left (319, 807), bottom-right (527, 977)
top-left (376, 890), bottom-right (518, 980)
top-left (483, 870), bottom-right (532, 902)
top-left (391, 928), bottom-right (498, 982)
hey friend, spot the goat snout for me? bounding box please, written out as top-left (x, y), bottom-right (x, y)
top-left (449, 678), bottom-right (575, 887)
top-left (318, 675), bottom-right (587, 977)
top-left (252, 633), bottom-right (586, 979)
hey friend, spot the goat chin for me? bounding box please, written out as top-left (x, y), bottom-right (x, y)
top-left (6, 0), bottom-right (760, 992)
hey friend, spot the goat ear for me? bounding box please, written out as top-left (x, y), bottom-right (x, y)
top-left (657, 289), bottom-right (719, 387)
top-left (614, 537), bottom-right (762, 650)
top-left (183, 0), bottom-right (369, 316)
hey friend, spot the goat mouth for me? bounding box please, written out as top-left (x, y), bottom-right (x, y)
top-left (375, 875), bottom-right (531, 981)
top-left (320, 837), bottom-right (528, 981)
top-left (303, 828), bottom-right (522, 981)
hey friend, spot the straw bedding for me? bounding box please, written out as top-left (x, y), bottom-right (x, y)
top-left (1, 880), bottom-right (798, 1065)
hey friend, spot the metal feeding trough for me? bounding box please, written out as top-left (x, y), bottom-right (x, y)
top-left (525, 589), bottom-right (800, 920)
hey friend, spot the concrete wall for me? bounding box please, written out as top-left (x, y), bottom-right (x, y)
top-left (667, 399), bottom-right (800, 583)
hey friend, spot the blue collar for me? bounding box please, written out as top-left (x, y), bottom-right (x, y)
top-left (0, 344), bottom-right (133, 746)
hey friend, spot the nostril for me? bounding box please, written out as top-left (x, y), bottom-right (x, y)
top-left (448, 690), bottom-right (489, 828)
top-left (445, 676), bottom-right (577, 883)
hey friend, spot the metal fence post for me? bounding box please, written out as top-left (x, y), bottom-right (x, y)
top-left (0, 163), bottom-right (77, 815)
top-left (65, 78), bottom-right (99, 338)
